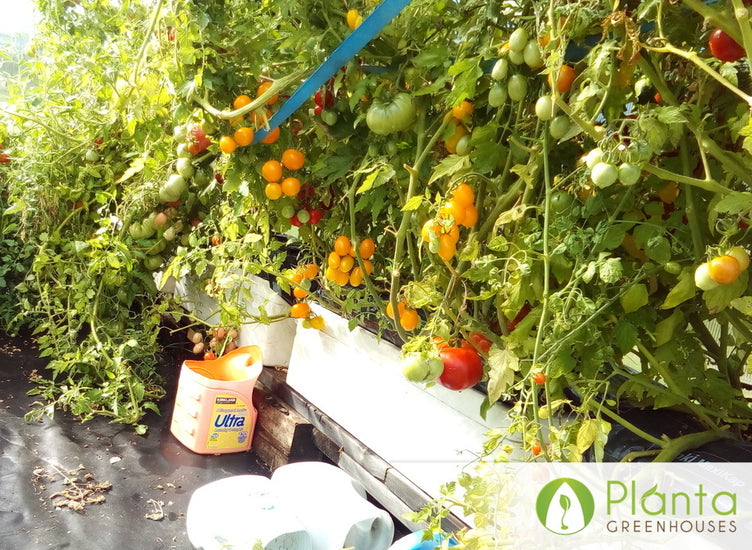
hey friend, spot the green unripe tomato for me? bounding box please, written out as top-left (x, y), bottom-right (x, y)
top-left (534, 95), bottom-right (555, 121)
top-left (509, 27), bottom-right (529, 52)
top-left (488, 83), bottom-right (508, 107)
top-left (507, 74), bottom-right (528, 102)
top-left (618, 163), bottom-right (641, 186)
top-left (591, 162), bottom-right (619, 188)
top-left (491, 58), bottom-right (508, 80)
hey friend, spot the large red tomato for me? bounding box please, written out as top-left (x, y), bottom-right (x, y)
top-left (438, 346), bottom-right (483, 391)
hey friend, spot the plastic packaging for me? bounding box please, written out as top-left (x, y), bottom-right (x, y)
top-left (170, 345), bottom-right (262, 454)
top-left (186, 475), bottom-right (311, 550)
top-left (271, 461), bottom-right (394, 550)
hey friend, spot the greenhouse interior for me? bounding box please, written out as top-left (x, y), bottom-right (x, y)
top-left (3, 0), bottom-right (752, 549)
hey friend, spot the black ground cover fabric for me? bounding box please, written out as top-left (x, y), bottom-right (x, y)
top-left (0, 334), bottom-right (269, 550)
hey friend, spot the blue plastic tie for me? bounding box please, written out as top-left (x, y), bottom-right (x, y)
top-left (252, 0), bottom-right (414, 143)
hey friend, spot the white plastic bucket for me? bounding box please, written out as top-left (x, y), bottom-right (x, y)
top-left (271, 461), bottom-right (394, 550)
top-left (186, 475), bottom-right (311, 550)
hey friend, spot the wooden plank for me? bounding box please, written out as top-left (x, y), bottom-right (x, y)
top-left (251, 384), bottom-right (321, 470)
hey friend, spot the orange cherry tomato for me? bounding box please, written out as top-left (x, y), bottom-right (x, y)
top-left (281, 149), bottom-right (305, 170)
top-left (261, 160), bottom-right (283, 182)
top-left (233, 94), bottom-right (252, 110)
top-left (708, 255), bottom-right (742, 284)
top-left (281, 176), bottom-right (301, 197)
top-left (257, 80), bottom-right (279, 105)
top-left (261, 126), bottom-right (280, 144)
top-left (334, 235), bottom-right (352, 256)
top-left (452, 183), bottom-right (475, 207)
top-left (233, 127), bottom-right (254, 146)
top-left (548, 65), bottom-right (576, 94)
top-left (290, 302), bottom-right (311, 319)
top-left (219, 136), bottom-right (237, 154)
top-left (358, 238), bottom-right (376, 260)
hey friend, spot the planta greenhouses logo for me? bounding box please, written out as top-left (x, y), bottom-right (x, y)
top-left (536, 478), bottom-right (595, 535)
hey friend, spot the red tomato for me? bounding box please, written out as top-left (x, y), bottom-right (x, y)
top-left (307, 208), bottom-right (323, 225)
top-left (469, 332), bottom-right (492, 354)
top-left (533, 372), bottom-right (547, 385)
top-left (708, 29), bottom-right (745, 63)
top-left (438, 346), bottom-right (483, 391)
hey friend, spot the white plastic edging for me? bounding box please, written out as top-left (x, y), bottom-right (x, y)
top-left (170, 274), bottom-right (298, 367)
top-left (286, 303), bottom-right (512, 502)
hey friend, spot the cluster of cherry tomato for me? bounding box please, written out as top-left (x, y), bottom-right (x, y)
top-left (218, 84), bottom-right (281, 153)
top-left (187, 326), bottom-right (239, 360)
top-left (582, 147), bottom-right (642, 189)
top-left (262, 149), bottom-right (306, 200)
top-left (421, 183), bottom-right (478, 261)
top-left (386, 299), bottom-right (420, 332)
top-left (444, 100), bottom-right (473, 154)
top-left (324, 235), bottom-right (375, 287)
top-left (695, 246), bottom-right (750, 290)
top-left (287, 263), bottom-right (325, 330)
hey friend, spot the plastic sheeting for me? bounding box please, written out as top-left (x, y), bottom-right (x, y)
top-left (0, 335), bottom-right (269, 550)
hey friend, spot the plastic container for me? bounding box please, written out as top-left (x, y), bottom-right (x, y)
top-left (389, 531), bottom-right (457, 550)
top-left (186, 475), bottom-right (311, 550)
top-left (170, 345), bottom-right (262, 454)
top-left (270, 461), bottom-right (394, 550)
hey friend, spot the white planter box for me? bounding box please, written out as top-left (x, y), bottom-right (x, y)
top-left (286, 303), bottom-right (512, 501)
top-left (171, 274), bottom-right (297, 367)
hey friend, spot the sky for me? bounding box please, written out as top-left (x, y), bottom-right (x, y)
top-left (1, 0), bottom-right (37, 36)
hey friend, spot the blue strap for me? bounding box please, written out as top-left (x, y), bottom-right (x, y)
top-left (253, 0), bottom-right (414, 143)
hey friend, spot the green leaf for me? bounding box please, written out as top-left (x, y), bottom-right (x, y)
top-left (660, 269), bottom-right (696, 309)
top-left (731, 296), bottom-right (752, 316)
top-left (614, 319), bottom-right (638, 354)
top-left (597, 224), bottom-right (627, 251)
top-left (576, 418), bottom-right (611, 461)
top-left (117, 158), bottom-right (144, 183)
top-left (714, 191), bottom-right (752, 216)
top-left (428, 154), bottom-right (471, 184)
top-left (655, 310), bottom-right (685, 347)
top-left (402, 195), bottom-right (424, 212)
top-left (486, 346), bottom-right (518, 404)
top-left (645, 236), bottom-right (671, 264)
top-left (703, 271), bottom-right (748, 313)
top-left (620, 284), bottom-right (649, 313)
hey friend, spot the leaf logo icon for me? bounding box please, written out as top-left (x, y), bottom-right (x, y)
top-left (536, 478), bottom-right (595, 535)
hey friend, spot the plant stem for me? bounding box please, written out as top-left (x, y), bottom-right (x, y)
top-left (597, 405), bottom-right (665, 448)
top-left (191, 70), bottom-right (307, 120)
top-left (654, 430), bottom-right (728, 462)
top-left (387, 111), bottom-right (449, 340)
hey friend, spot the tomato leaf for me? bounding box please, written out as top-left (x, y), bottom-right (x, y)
top-left (620, 283), bottom-right (649, 313)
top-left (731, 296), bottom-right (752, 316)
top-left (486, 346), bottom-right (518, 404)
top-left (401, 195), bottom-right (424, 212)
top-left (428, 154), bottom-right (471, 184)
top-left (614, 319), bottom-right (638, 354)
top-left (655, 310), bottom-right (685, 347)
top-left (660, 269), bottom-right (695, 309)
top-left (645, 236), bottom-right (671, 264)
top-left (575, 419), bottom-right (611, 461)
top-left (714, 191), bottom-right (752, 216)
top-left (703, 271), bottom-right (749, 313)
